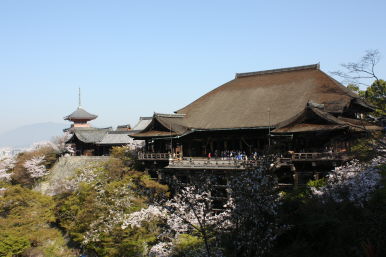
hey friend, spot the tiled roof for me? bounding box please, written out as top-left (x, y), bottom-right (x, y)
top-left (64, 107), bottom-right (97, 121)
top-left (69, 128), bottom-right (109, 143)
top-left (98, 131), bottom-right (135, 145)
top-left (67, 128), bottom-right (140, 145)
top-left (131, 117), bottom-right (152, 132)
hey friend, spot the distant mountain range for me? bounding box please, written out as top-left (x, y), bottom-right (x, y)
top-left (0, 122), bottom-right (66, 148)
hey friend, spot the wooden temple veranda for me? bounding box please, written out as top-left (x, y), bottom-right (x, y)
top-left (130, 64), bottom-right (383, 187)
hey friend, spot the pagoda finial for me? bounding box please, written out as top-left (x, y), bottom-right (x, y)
top-left (78, 87), bottom-right (82, 108)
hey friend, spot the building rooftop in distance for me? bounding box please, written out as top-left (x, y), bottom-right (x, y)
top-left (64, 106), bottom-right (98, 121)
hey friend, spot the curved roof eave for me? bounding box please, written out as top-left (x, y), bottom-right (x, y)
top-left (64, 107), bottom-right (98, 121)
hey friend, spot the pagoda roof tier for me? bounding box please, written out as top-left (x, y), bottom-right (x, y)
top-left (64, 107), bottom-right (98, 121)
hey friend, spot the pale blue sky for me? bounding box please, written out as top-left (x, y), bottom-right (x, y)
top-left (0, 0), bottom-right (385, 134)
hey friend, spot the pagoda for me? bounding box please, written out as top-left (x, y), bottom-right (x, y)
top-left (63, 89), bottom-right (145, 156)
top-left (64, 89), bottom-right (97, 131)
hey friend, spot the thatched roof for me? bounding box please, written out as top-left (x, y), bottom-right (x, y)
top-left (272, 124), bottom-right (347, 133)
top-left (175, 64), bottom-right (364, 130)
top-left (272, 106), bottom-right (382, 133)
top-left (132, 64), bottom-right (377, 138)
top-left (338, 117), bottom-right (383, 132)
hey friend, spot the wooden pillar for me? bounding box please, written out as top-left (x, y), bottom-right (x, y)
top-left (293, 172), bottom-right (300, 188)
top-left (290, 164), bottom-right (298, 187)
top-left (157, 170), bottom-right (163, 181)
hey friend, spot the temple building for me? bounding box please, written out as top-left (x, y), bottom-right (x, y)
top-left (64, 91), bottom-right (144, 155)
top-left (131, 64), bottom-right (383, 186)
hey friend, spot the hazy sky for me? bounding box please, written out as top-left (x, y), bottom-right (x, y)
top-left (1, 0), bottom-right (385, 134)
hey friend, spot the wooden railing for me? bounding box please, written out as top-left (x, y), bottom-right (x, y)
top-left (167, 158), bottom-right (261, 170)
top-left (138, 152), bottom-right (171, 160)
top-left (138, 152), bottom-right (182, 161)
top-left (291, 152), bottom-right (348, 161)
top-left (139, 151), bottom-right (350, 168)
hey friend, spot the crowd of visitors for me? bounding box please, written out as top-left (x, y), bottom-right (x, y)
top-left (207, 150), bottom-right (261, 161)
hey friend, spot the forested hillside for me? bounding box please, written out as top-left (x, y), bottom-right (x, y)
top-left (1, 137), bottom-right (386, 257)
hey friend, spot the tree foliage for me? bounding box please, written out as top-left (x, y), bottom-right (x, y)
top-left (143, 159), bottom-right (283, 257)
top-left (222, 164), bottom-right (283, 257)
top-left (0, 185), bottom-right (77, 256)
top-left (272, 158), bottom-right (386, 257)
top-left (11, 145), bottom-right (58, 187)
top-left (162, 183), bottom-right (232, 257)
top-left (54, 147), bottom-right (169, 256)
top-left (310, 157), bottom-right (384, 207)
top-left (365, 79), bottom-right (386, 116)
top-left (332, 50), bottom-right (385, 116)
top-left (0, 156), bottom-right (15, 182)
top-left (3, 143), bottom-right (386, 257)
top-left (347, 80), bottom-right (386, 116)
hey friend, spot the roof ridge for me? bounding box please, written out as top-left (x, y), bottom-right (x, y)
top-left (154, 112), bottom-right (186, 118)
top-left (107, 131), bottom-right (132, 134)
top-left (235, 63), bottom-right (320, 78)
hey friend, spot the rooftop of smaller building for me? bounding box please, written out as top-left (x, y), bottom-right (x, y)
top-left (64, 106), bottom-right (98, 121)
top-left (66, 127), bottom-right (138, 145)
top-left (131, 117), bottom-right (152, 132)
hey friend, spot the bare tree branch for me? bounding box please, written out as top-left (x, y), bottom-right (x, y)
top-left (331, 49), bottom-right (381, 87)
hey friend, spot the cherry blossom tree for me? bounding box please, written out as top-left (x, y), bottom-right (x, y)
top-left (57, 152), bottom-right (283, 256)
top-left (121, 205), bottom-right (166, 229)
top-left (226, 164), bottom-right (283, 257)
top-left (31, 133), bottom-right (74, 155)
top-left (310, 156), bottom-right (385, 207)
top-left (120, 182), bottom-right (232, 256)
top-left (54, 164), bottom-right (136, 245)
top-left (163, 185), bottom-right (233, 256)
top-left (23, 155), bottom-right (48, 178)
top-left (125, 162), bottom-right (283, 257)
top-left (0, 156), bottom-right (15, 181)
top-left (82, 184), bottom-right (135, 245)
top-left (148, 242), bottom-right (173, 257)
top-left (51, 132), bottom-right (75, 155)
top-left (58, 166), bottom-right (100, 193)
